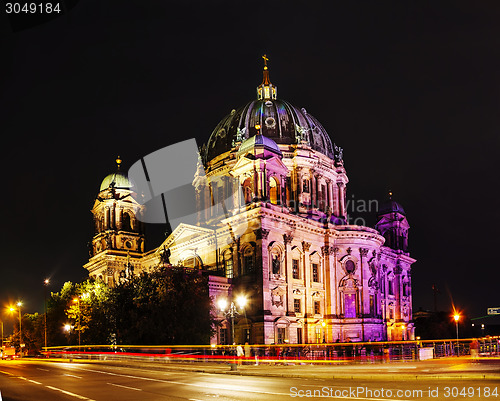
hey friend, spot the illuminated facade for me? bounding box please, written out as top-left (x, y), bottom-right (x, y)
top-left (85, 60), bottom-right (415, 344)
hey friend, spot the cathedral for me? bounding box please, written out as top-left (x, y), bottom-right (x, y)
top-left (84, 58), bottom-right (415, 345)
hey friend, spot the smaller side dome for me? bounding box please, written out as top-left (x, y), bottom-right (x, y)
top-left (238, 134), bottom-right (282, 158)
top-left (378, 192), bottom-right (406, 216)
top-left (99, 156), bottom-right (133, 191)
top-left (100, 171), bottom-right (133, 191)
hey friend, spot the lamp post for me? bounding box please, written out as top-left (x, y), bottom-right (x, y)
top-left (9, 302), bottom-right (22, 358)
top-left (44, 279), bottom-right (50, 352)
top-left (64, 324), bottom-right (73, 345)
top-left (453, 314), bottom-right (460, 356)
top-left (218, 295), bottom-right (247, 371)
top-left (218, 295), bottom-right (247, 345)
top-left (72, 298), bottom-right (81, 347)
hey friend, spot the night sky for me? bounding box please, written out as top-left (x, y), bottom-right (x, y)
top-left (1, 1), bottom-right (499, 333)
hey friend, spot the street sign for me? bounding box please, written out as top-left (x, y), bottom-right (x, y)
top-left (487, 307), bottom-right (500, 315)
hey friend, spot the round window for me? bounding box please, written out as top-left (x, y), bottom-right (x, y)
top-left (265, 117), bottom-right (276, 128)
top-left (345, 260), bottom-right (356, 273)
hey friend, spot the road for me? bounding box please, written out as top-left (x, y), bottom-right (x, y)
top-left (0, 359), bottom-right (498, 401)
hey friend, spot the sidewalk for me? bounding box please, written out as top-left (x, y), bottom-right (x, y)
top-left (30, 356), bottom-right (500, 381)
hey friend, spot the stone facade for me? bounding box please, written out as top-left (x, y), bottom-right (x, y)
top-left (84, 62), bottom-right (415, 344)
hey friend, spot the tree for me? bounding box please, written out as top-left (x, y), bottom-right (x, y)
top-left (110, 266), bottom-right (215, 345)
top-left (40, 267), bottom-right (215, 347)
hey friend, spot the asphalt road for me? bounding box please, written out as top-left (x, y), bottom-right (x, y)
top-left (0, 360), bottom-right (498, 401)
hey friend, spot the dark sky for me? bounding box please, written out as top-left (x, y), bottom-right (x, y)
top-left (1, 1), bottom-right (499, 331)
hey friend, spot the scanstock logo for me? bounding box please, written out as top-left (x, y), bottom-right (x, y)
top-left (128, 139), bottom-right (249, 245)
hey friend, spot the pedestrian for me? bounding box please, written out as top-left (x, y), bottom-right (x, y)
top-left (470, 339), bottom-right (479, 361)
top-left (244, 342), bottom-right (251, 365)
top-left (236, 344), bottom-right (244, 365)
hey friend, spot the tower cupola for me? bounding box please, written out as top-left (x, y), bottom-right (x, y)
top-left (257, 54), bottom-right (277, 100)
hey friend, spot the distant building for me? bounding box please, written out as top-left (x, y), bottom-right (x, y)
top-left (85, 60), bottom-right (415, 344)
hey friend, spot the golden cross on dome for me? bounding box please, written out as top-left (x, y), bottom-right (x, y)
top-left (262, 54), bottom-right (269, 69)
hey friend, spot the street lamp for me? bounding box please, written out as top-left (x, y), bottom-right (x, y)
top-left (64, 323), bottom-right (73, 345)
top-left (44, 279), bottom-right (50, 352)
top-left (453, 313), bottom-right (460, 356)
top-left (9, 302), bottom-right (23, 358)
top-left (218, 295), bottom-right (247, 345)
top-left (72, 298), bottom-right (81, 347)
top-left (218, 295), bottom-right (247, 371)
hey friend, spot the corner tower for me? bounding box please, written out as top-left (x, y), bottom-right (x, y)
top-left (375, 192), bottom-right (410, 253)
top-left (84, 157), bottom-right (145, 285)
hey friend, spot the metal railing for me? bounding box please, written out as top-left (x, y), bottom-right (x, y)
top-left (42, 336), bottom-right (500, 365)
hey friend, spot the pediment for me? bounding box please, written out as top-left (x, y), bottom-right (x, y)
top-left (162, 223), bottom-right (214, 248)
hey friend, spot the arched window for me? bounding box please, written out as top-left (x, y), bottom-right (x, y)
top-left (183, 256), bottom-right (202, 269)
top-left (269, 177), bottom-right (279, 205)
top-left (344, 292), bottom-right (356, 318)
top-left (122, 212), bottom-right (131, 231)
top-left (302, 178), bottom-right (310, 193)
top-left (242, 178), bottom-right (253, 204)
top-left (388, 278), bottom-right (394, 295)
top-left (224, 255), bottom-right (233, 279)
top-left (340, 276), bottom-right (358, 318)
top-left (242, 246), bottom-right (255, 275)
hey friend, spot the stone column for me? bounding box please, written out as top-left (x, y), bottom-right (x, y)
top-left (283, 234), bottom-right (294, 315)
top-left (333, 182), bottom-right (340, 217)
top-left (104, 206), bottom-right (110, 230)
top-left (310, 170), bottom-right (316, 209)
top-left (322, 244), bottom-right (336, 342)
top-left (302, 241), bottom-right (311, 343)
top-left (338, 182), bottom-right (346, 218)
top-left (297, 168), bottom-right (303, 207)
top-left (326, 179), bottom-right (332, 214)
top-left (253, 167), bottom-right (259, 201)
top-left (394, 264), bottom-right (403, 320)
top-left (359, 248), bottom-right (369, 342)
top-left (117, 207), bottom-right (123, 230)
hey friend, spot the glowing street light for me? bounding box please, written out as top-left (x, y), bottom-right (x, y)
top-left (453, 313), bottom-right (460, 356)
top-left (8, 302), bottom-right (23, 358)
top-left (218, 295), bottom-right (247, 344)
top-left (218, 295), bottom-right (248, 371)
top-left (72, 297), bottom-right (81, 347)
top-left (44, 279), bottom-right (50, 352)
top-left (236, 295), bottom-right (247, 309)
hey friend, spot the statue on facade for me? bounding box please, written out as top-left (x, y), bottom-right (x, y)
top-left (334, 143), bottom-right (344, 164)
top-left (159, 245), bottom-right (171, 266)
top-left (272, 254), bottom-right (281, 275)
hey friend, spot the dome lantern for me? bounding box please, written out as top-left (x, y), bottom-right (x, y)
top-left (257, 54), bottom-right (277, 100)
